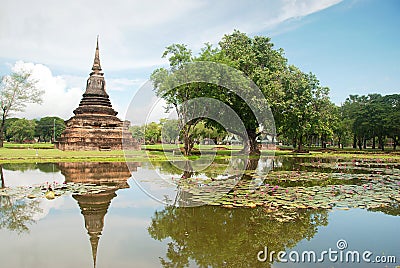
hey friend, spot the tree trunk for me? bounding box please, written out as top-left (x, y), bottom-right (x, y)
top-left (353, 134), bottom-right (357, 149)
top-left (321, 134), bottom-right (327, 149)
top-left (297, 134), bottom-right (303, 152)
top-left (181, 123), bottom-right (196, 156)
top-left (357, 137), bottom-right (362, 150)
top-left (181, 161), bottom-right (193, 179)
top-left (242, 130), bottom-right (260, 155)
top-left (378, 135), bottom-right (384, 151)
top-left (245, 154), bottom-right (260, 171)
top-left (183, 135), bottom-right (192, 156)
top-left (372, 137), bottom-right (376, 149)
top-left (0, 115), bottom-right (5, 148)
top-left (363, 138), bottom-right (367, 149)
top-left (0, 164), bottom-right (4, 188)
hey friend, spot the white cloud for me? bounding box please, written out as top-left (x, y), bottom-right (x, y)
top-left (0, 0), bottom-right (342, 72)
top-left (11, 61), bottom-right (83, 119)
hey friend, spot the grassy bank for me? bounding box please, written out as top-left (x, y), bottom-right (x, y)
top-left (0, 148), bottom-right (153, 163)
top-left (0, 143), bottom-right (399, 163)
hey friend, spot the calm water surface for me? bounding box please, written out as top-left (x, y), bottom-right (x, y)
top-left (0, 159), bottom-right (399, 268)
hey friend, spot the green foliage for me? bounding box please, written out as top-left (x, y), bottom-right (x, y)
top-left (0, 69), bottom-right (44, 146)
top-left (160, 118), bottom-right (179, 143)
top-left (132, 118), bottom-right (227, 146)
top-left (190, 121), bottom-right (227, 144)
top-left (6, 118), bottom-right (36, 143)
top-left (35, 116), bottom-right (66, 142)
top-left (2, 163), bottom-right (60, 173)
top-left (279, 67), bottom-right (334, 150)
top-left (144, 122), bottom-right (162, 144)
top-left (152, 30), bottom-right (338, 154)
top-left (152, 31), bottom-right (288, 155)
top-left (0, 188), bottom-right (42, 234)
top-left (333, 105), bottom-right (353, 148)
top-left (130, 125), bottom-right (145, 142)
top-left (3, 117), bottom-right (19, 142)
top-left (148, 206), bottom-right (328, 267)
top-left (215, 31), bottom-right (288, 154)
top-left (342, 94), bottom-right (400, 150)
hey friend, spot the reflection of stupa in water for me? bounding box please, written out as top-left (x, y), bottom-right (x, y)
top-left (58, 162), bottom-right (139, 268)
top-left (73, 189), bottom-right (117, 268)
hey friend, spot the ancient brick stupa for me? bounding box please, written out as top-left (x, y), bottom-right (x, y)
top-left (56, 37), bottom-right (139, 151)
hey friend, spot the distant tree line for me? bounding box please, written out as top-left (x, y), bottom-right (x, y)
top-left (338, 94), bottom-right (400, 150)
top-left (130, 119), bottom-right (226, 145)
top-left (3, 116), bottom-right (65, 143)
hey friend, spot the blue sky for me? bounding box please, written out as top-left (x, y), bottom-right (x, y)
top-left (0, 0), bottom-right (398, 120)
top-left (270, 0), bottom-right (400, 104)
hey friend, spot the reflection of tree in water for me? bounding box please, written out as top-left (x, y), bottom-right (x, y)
top-left (2, 163), bottom-right (60, 173)
top-left (0, 164), bottom-right (4, 188)
top-left (0, 195), bottom-right (42, 234)
top-left (146, 155), bottom-right (268, 207)
top-left (148, 206), bottom-right (328, 268)
top-left (146, 159), bottom-right (239, 178)
top-left (0, 164), bottom-right (43, 234)
top-left (369, 202), bottom-right (400, 216)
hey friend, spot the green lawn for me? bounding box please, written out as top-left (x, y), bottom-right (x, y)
top-left (3, 142), bottom-right (55, 149)
top-left (143, 144), bottom-right (243, 151)
top-left (0, 147), bottom-right (148, 163)
top-left (0, 142), bottom-right (399, 163)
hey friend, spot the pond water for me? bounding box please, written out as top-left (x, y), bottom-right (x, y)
top-left (0, 158), bottom-right (399, 268)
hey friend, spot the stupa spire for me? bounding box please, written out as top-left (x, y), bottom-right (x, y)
top-left (91, 36), bottom-right (102, 74)
top-left (90, 235), bottom-right (99, 268)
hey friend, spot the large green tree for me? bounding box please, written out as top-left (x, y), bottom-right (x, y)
top-left (341, 95), bottom-right (366, 149)
top-left (153, 31), bottom-right (287, 155)
top-left (0, 69), bottom-right (43, 147)
top-left (152, 31), bottom-right (335, 154)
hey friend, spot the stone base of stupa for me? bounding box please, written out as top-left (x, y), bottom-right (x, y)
top-left (56, 113), bottom-right (140, 151)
